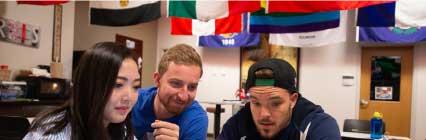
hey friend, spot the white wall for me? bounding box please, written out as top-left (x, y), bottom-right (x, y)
top-left (73, 1), bottom-right (158, 87)
top-left (299, 42), bottom-right (361, 130)
top-left (156, 16), bottom-right (240, 134)
top-left (0, 1), bottom-right (75, 79)
top-left (299, 11), bottom-right (360, 130)
top-left (411, 44), bottom-right (426, 140)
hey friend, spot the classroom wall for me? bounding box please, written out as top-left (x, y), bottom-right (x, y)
top-left (73, 1), bottom-right (158, 87)
top-left (411, 44), bottom-right (426, 140)
top-left (157, 11), bottom-right (426, 139)
top-left (0, 1), bottom-right (75, 79)
top-left (2, 2), bottom-right (424, 139)
top-left (298, 10), bottom-right (361, 131)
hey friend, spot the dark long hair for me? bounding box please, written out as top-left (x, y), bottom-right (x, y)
top-left (29, 42), bottom-right (137, 140)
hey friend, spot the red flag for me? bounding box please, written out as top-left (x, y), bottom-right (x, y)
top-left (17, 0), bottom-right (68, 5)
top-left (171, 14), bottom-right (242, 36)
top-left (268, 1), bottom-right (394, 13)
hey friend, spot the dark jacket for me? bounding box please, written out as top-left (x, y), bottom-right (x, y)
top-left (217, 96), bottom-right (340, 140)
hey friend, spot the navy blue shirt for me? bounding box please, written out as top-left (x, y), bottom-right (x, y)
top-left (218, 96), bottom-right (340, 140)
top-left (131, 87), bottom-right (208, 140)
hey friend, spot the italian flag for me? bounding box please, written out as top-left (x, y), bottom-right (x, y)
top-left (168, 0), bottom-right (260, 21)
top-left (171, 14), bottom-right (242, 36)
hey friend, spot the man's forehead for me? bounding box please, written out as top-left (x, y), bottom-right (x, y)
top-left (249, 86), bottom-right (289, 93)
top-left (167, 77), bottom-right (199, 84)
top-left (250, 91), bottom-right (286, 99)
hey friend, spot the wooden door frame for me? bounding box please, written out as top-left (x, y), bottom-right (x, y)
top-left (359, 46), bottom-right (413, 137)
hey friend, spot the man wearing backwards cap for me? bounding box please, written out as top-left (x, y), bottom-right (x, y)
top-left (218, 58), bottom-right (340, 140)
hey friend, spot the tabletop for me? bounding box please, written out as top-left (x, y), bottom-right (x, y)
top-left (341, 132), bottom-right (411, 140)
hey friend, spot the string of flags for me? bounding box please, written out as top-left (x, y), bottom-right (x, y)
top-left (15, 0), bottom-right (426, 47)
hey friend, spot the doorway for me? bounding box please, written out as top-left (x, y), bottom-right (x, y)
top-left (359, 46), bottom-right (413, 137)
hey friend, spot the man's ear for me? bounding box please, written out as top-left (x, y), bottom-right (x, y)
top-left (290, 93), bottom-right (299, 109)
top-left (153, 72), bottom-right (160, 86)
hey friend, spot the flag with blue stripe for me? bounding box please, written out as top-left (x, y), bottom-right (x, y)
top-left (357, 2), bottom-right (395, 27)
top-left (198, 14), bottom-right (260, 48)
top-left (249, 8), bottom-right (340, 33)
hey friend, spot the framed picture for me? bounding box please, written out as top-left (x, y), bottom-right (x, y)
top-left (375, 86), bottom-right (393, 100)
top-left (240, 34), bottom-right (299, 89)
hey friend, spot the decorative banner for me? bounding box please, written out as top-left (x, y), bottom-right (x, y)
top-left (357, 2), bottom-right (396, 27)
top-left (358, 27), bottom-right (426, 43)
top-left (269, 11), bottom-right (347, 47)
top-left (168, 0), bottom-right (260, 21)
top-left (0, 17), bottom-right (40, 48)
top-left (249, 7), bottom-right (340, 33)
top-left (90, 1), bottom-right (161, 26)
top-left (198, 32), bottom-right (260, 48)
top-left (198, 14), bottom-right (260, 48)
top-left (357, 1), bottom-right (426, 28)
top-left (395, 0), bottom-right (426, 28)
top-left (17, 0), bottom-right (69, 5)
top-left (171, 14), bottom-right (242, 36)
top-left (267, 1), bottom-right (393, 13)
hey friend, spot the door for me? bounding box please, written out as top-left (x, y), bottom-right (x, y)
top-left (115, 34), bottom-right (143, 60)
top-left (359, 46), bottom-right (413, 137)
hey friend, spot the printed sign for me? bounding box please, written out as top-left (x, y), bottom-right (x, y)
top-left (0, 17), bottom-right (40, 48)
top-left (375, 86), bottom-right (393, 100)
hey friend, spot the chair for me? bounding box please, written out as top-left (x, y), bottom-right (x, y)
top-left (206, 106), bottom-right (225, 138)
top-left (343, 119), bottom-right (386, 134)
top-left (343, 119), bottom-right (371, 134)
top-left (0, 116), bottom-right (30, 140)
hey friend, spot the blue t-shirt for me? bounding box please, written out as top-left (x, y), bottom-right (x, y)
top-left (131, 87), bottom-right (208, 140)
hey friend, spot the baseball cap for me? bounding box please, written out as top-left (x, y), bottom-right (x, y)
top-left (245, 58), bottom-right (298, 93)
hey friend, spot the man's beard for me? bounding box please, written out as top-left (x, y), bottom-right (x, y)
top-left (259, 104), bottom-right (293, 140)
top-left (159, 95), bottom-right (187, 115)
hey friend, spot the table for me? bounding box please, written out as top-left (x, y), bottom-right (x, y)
top-left (200, 100), bottom-right (246, 138)
top-left (341, 132), bottom-right (411, 140)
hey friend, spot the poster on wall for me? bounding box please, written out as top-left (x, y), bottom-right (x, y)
top-left (0, 17), bottom-right (40, 48)
top-left (370, 56), bottom-right (401, 101)
top-left (240, 34), bottom-right (299, 89)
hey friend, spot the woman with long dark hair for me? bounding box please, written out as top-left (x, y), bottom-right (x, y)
top-left (23, 42), bottom-right (141, 140)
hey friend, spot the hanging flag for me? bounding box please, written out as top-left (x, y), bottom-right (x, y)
top-left (171, 14), bottom-right (242, 36)
top-left (249, 8), bottom-right (340, 33)
top-left (17, 0), bottom-right (68, 5)
top-left (168, 0), bottom-right (260, 21)
top-left (90, 1), bottom-right (160, 26)
top-left (269, 11), bottom-right (347, 47)
top-left (358, 27), bottom-right (426, 43)
top-left (198, 14), bottom-right (260, 48)
top-left (357, 2), bottom-right (395, 27)
top-left (357, 1), bottom-right (426, 28)
top-left (395, 0), bottom-right (426, 28)
top-left (268, 1), bottom-right (393, 13)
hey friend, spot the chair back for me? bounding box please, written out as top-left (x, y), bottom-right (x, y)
top-left (343, 119), bottom-right (371, 134)
top-left (343, 119), bottom-right (387, 134)
top-left (0, 116), bottom-right (30, 140)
